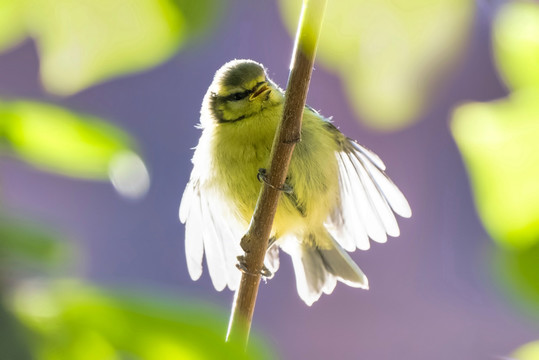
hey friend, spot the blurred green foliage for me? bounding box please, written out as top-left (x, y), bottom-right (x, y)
top-left (0, 215), bottom-right (273, 359)
top-left (10, 281), bottom-right (273, 360)
top-left (493, 1), bottom-right (539, 92)
top-left (169, 0), bottom-right (225, 39)
top-left (0, 101), bottom-right (150, 199)
top-left (0, 0), bottom-right (224, 95)
top-left (1, 101), bottom-right (132, 179)
top-left (451, 0), bottom-right (539, 250)
top-left (27, 0), bottom-right (185, 95)
top-left (511, 340), bottom-right (539, 360)
top-left (452, 90), bottom-right (539, 250)
top-left (0, 0), bottom-right (26, 52)
top-left (494, 244), bottom-right (539, 318)
top-left (278, 0), bottom-right (474, 130)
top-left (0, 217), bottom-right (67, 359)
top-left (0, 297), bottom-right (33, 360)
top-left (0, 217), bottom-right (68, 270)
top-left (451, 0), bottom-right (539, 323)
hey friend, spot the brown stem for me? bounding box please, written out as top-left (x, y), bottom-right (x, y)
top-left (226, 0), bottom-right (327, 347)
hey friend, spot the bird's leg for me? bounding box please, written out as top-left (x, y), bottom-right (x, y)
top-left (257, 168), bottom-right (293, 194)
top-left (259, 167), bottom-right (306, 218)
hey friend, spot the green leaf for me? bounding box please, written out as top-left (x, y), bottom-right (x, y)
top-left (451, 90), bottom-right (539, 250)
top-left (0, 217), bottom-right (68, 269)
top-left (493, 1), bottom-right (539, 91)
top-left (0, 101), bottom-right (150, 198)
top-left (0, 0), bottom-right (27, 53)
top-left (278, 0), bottom-right (474, 130)
top-left (11, 281), bottom-right (275, 360)
top-left (0, 101), bottom-right (130, 179)
top-left (25, 0), bottom-right (185, 95)
top-left (1, 101), bottom-right (126, 177)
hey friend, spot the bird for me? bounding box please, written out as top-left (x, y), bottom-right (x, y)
top-left (179, 59), bottom-right (411, 306)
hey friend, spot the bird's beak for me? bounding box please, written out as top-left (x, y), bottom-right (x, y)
top-left (249, 83), bottom-right (271, 101)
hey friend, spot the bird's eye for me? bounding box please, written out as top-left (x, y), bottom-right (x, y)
top-left (230, 92), bottom-right (248, 101)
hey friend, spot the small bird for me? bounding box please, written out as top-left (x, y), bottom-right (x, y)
top-left (180, 59), bottom-right (411, 305)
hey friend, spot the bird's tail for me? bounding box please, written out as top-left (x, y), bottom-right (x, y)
top-left (281, 229), bottom-right (368, 306)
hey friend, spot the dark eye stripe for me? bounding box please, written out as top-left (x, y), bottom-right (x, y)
top-left (226, 91), bottom-right (250, 101)
top-left (224, 81), bottom-right (266, 102)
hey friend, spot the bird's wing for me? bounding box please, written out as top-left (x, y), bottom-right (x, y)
top-left (179, 177), bottom-right (244, 291)
top-left (326, 137), bottom-right (411, 251)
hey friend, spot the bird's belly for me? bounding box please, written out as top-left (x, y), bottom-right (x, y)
top-left (212, 118), bottom-right (340, 237)
top-left (274, 154), bottom-right (339, 236)
top-left (216, 149), bottom-right (338, 238)
top-left (215, 141), bottom-right (270, 226)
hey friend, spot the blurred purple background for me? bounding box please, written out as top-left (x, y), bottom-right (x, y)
top-left (1, 1), bottom-right (537, 359)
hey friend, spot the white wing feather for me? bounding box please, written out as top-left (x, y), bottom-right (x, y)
top-left (180, 182), bottom-right (204, 281)
top-left (179, 179), bottom-right (243, 291)
top-left (357, 152), bottom-right (412, 218)
top-left (327, 152), bottom-right (372, 250)
top-left (203, 189), bottom-right (244, 290)
top-left (328, 140), bottom-right (411, 251)
top-left (350, 141), bottom-right (386, 171)
top-left (349, 152), bottom-right (400, 238)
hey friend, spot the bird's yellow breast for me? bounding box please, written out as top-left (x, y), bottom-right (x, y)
top-left (209, 106), bottom-right (340, 237)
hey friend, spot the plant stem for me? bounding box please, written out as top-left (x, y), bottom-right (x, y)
top-left (226, 0), bottom-right (327, 347)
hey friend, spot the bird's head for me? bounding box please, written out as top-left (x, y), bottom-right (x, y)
top-left (202, 59), bottom-right (283, 125)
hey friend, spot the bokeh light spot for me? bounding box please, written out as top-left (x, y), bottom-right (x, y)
top-left (109, 151), bottom-right (150, 200)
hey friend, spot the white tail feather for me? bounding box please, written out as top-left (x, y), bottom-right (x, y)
top-left (282, 231), bottom-right (368, 306)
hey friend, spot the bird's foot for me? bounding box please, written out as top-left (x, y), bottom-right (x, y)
top-left (236, 255), bottom-right (273, 278)
top-left (257, 168), bottom-right (293, 194)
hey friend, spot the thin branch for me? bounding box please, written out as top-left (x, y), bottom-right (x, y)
top-left (226, 0), bottom-right (327, 347)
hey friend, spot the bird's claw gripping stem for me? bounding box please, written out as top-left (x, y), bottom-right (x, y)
top-left (236, 255), bottom-right (273, 278)
top-left (257, 168), bottom-right (293, 194)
